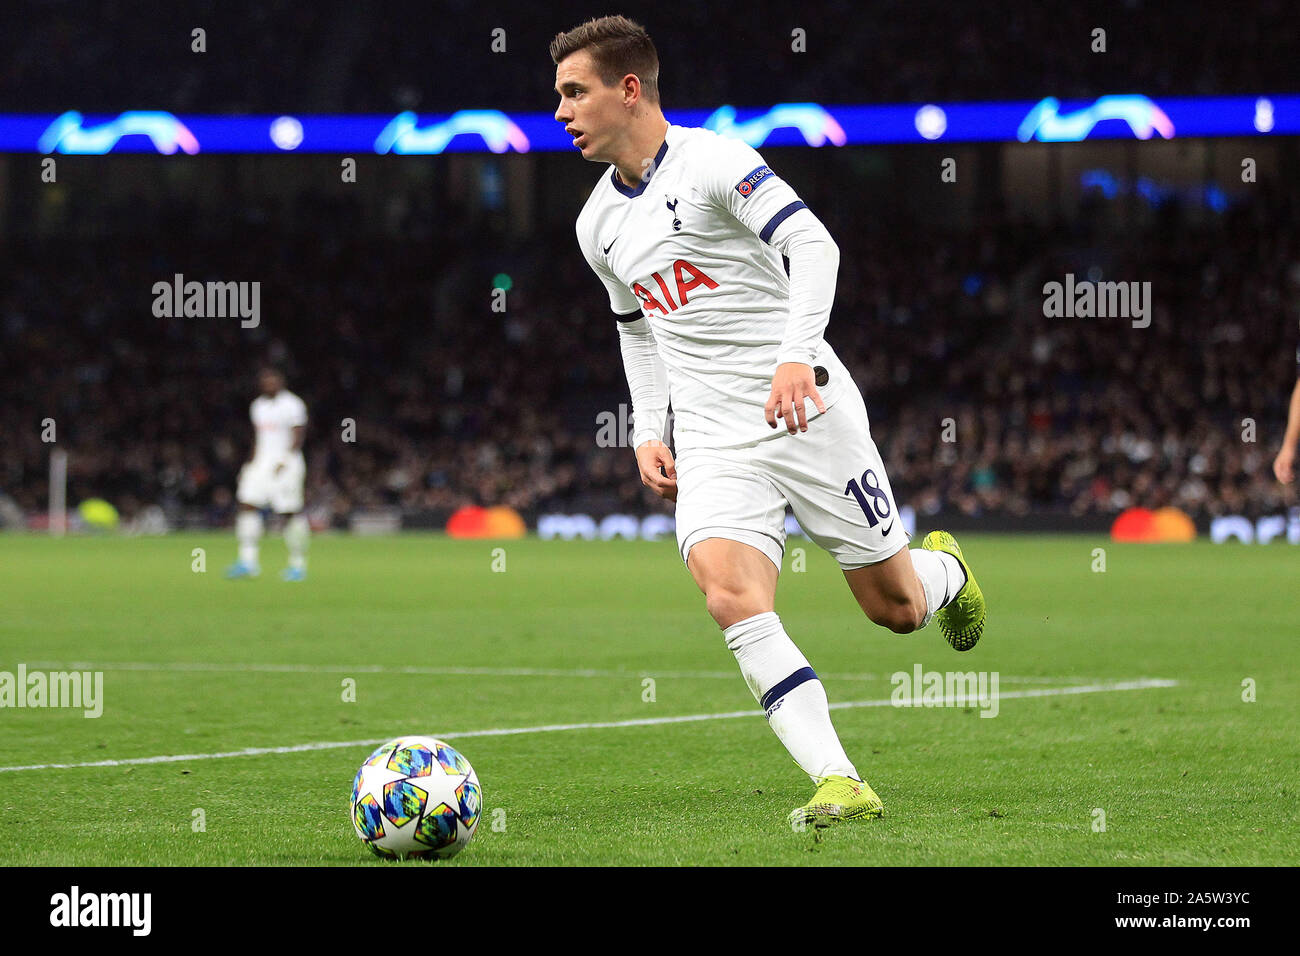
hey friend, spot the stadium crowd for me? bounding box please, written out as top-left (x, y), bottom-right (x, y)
top-left (2, 172), bottom-right (1296, 528)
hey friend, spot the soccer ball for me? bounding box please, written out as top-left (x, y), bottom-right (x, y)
top-left (350, 736), bottom-right (481, 860)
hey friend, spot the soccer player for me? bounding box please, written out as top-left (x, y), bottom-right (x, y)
top-left (552, 15), bottom-right (987, 827)
top-left (225, 368), bottom-right (310, 581)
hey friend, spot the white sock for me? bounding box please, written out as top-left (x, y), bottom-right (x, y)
top-left (237, 510), bottom-right (263, 567)
top-left (910, 549), bottom-right (966, 628)
top-left (284, 514), bottom-right (309, 571)
top-left (722, 611), bottom-right (859, 784)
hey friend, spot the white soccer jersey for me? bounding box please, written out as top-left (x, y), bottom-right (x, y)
top-left (250, 390), bottom-right (307, 461)
top-left (576, 123), bottom-right (852, 451)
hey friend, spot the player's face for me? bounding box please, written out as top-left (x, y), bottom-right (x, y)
top-left (259, 371), bottom-right (282, 396)
top-left (554, 51), bottom-right (626, 162)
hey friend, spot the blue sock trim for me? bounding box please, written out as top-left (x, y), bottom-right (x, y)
top-left (761, 666), bottom-right (817, 712)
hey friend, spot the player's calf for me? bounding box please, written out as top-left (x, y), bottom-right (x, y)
top-left (842, 548), bottom-right (927, 634)
top-left (863, 596), bottom-right (924, 634)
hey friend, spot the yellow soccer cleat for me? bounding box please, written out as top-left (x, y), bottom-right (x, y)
top-left (922, 530), bottom-right (986, 651)
top-left (788, 774), bottom-right (884, 829)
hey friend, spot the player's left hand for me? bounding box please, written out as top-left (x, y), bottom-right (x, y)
top-left (1275, 445), bottom-right (1296, 484)
top-left (765, 362), bottom-right (826, 434)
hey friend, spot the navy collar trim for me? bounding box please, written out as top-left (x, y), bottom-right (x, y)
top-left (610, 136), bottom-right (670, 198)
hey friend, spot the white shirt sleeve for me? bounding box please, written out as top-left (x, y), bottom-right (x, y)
top-left (578, 208), bottom-right (668, 447)
top-left (768, 216), bottom-right (839, 367)
top-left (287, 395), bottom-right (308, 427)
top-left (700, 136), bottom-right (839, 368)
top-left (616, 316), bottom-right (671, 448)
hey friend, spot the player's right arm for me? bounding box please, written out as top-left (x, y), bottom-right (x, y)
top-left (577, 214), bottom-right (677, 500)
top-left (617, 316), bottom-right (677, 500)
top-left (1274, 364), bottom-right (1300, 483)
top-left (245, 400), bottom-right (257, 465)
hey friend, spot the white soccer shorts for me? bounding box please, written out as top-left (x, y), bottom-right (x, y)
top-left (674, 385), bottom-right (909, 572)
top-left (236, 453), bottom-right (306, 514)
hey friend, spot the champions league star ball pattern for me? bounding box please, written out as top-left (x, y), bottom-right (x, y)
top-left (351, 736), bottom-right (481, 859)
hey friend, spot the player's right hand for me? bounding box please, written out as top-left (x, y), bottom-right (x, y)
top-left (635, 440), bottom-right (678, 501)
top-left (1275, 445), bottom-right (1296, 484)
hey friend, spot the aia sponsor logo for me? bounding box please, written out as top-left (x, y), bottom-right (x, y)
top-left (631, 259), bottom-right (719, 315)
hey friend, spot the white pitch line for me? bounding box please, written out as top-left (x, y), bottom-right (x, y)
top-left (0, 679), bottom-right (1177, 773)
top-left (21, 660), bottom-right (1100, 685)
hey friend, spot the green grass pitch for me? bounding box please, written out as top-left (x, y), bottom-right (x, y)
top-left (0, 532), bottom-right (1296, 866)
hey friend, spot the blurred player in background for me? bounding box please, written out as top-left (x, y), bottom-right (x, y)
top-left (1272, 346), bottom-right (1300, 484)
top-left (553, 15), bottom-right (986, 828)
top-left (225, 368), bottom-right (310, 581)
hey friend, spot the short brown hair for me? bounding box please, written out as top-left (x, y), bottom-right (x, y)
top-left (550, 15), bottom-right (660, 104)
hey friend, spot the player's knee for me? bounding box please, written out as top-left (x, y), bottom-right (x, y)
top-left (704, 584), bottom-right (767, 630)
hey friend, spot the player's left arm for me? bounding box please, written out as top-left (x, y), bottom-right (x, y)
top-left (290, 397), bottom-right (308, 453)
top-left (276, 402), bottom-right (308, 475)
top-left (703, 139), bottom-right (839, 434)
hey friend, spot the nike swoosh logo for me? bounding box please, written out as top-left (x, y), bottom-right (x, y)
top-left (603, 237), bottom-right (618, 255)
top-left (880, 520), bottom-right (895, 537)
